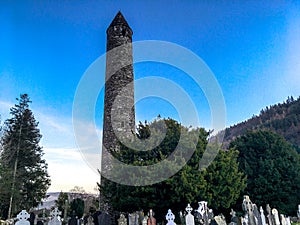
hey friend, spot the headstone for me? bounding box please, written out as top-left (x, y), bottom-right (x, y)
top-left (185, 204), bottom-right (195, 225)
top-left (285, 217), bottom-right (291, 225)
top-left (142, 216), bottom-right (148, 225)
top-left (280, 214), bottom-right (286, 225)
top-left (128, 212), bottom-right (139, 225)
top-left (180, 211), bottom-right (186, 225)
top-left (266, 205), bottom-right (273, 225)
top-left (195, 201), bottom-right (214, 225)
top-left (49, 208), bottom-right (62, 225)
top-left (166, 209), bottom-right (176, 225)
top-left (242, 196), bottom-right (256, 225)
top-left (118, 214), bottom-right (127, 225)
top-left (214, 215), bottom-right (226, 225)
top-left (147, 210), bottom-right (156, 225)
top-left (259, 207), bottom-right (266, 225)
top-left (16, 210), bottom-right (30, 225)
top-left (92, 211), bottom-right (101, 225)
top-left (98, 212), bottom-right (112, 225)
top-left (271, 209), bottom-right (280, 225)
top-left (87, 215), bottom-right (93, 225)
top-left (68, 215), bottom-right (77, 225)
top-left (37, 221), bottom-right (44, 225)
top-left (28, 212), bottom-right (35, 225)
top-left (253, 204), bottom-right (262, 225)
top-left (241, 215), bottom-right (249, 225)
top-left (230, 209), bottom-right (238, 225)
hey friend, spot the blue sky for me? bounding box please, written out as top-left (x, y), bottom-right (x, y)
top-left (1, 1), bottom-right (300, 192)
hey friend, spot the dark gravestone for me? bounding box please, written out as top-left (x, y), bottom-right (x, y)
top-left (68, 216), bottom-right (77, 225)
top-left (83, 215), bottom-right (89, 225)
top-left (98, 212), bottom-right (112, 225)
top-left (28, 212), bottom-right (35, 225)
top-left (92, 211), bottom-right (101, 225)
top-left (37, 221), bottom-right (44, 225)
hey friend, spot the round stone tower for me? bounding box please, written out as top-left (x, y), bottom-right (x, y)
top-left (102, 11), bottom-right (135, 162)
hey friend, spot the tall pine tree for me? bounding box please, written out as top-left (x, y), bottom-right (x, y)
top-left (0, 94), bottom-right (51, 219)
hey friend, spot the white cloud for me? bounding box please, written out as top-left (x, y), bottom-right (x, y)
top-left (0, 99), bottom-right (102, 193)
top-left (0, 100), bottom-right (13, 120)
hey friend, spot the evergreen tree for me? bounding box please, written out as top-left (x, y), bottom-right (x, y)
top-left (100, 118), bottom-right (246, 222)
top-left (230, 130), bottom-right (300, 215)
top-left (55, 192), bottom-right (69, 218)
top-left (69, 198), bottom-right (84, 218)
top-left (0, 94), bottom-right (51, 219)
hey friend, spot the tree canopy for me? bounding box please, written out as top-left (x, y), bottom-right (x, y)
top-left (0, 94), bottom-right (51, 219)
top-left (100, 118), bottom-right (246, 222)
top-left (230, 130), bottom-right (300, 215)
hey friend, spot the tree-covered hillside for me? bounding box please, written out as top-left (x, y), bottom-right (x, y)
top-left (224, 96), bottom-right (300, 152)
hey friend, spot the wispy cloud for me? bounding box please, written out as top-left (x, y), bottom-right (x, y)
top-left (0, 98), bottom-right (102, 192)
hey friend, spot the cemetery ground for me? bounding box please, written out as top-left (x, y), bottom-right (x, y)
top-left (0, 195), bottom-right (299, 225)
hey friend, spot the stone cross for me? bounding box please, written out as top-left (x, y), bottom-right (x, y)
top-left (185, 204), bottom-right (194, 225)
top-left (48, 208), bottom-right (62, 225)
top-left (242, 196), bottom-right (256, 225)
top-left (259, 207), bottom-right (266, 225)
top-left (50, 208), bottom-right (62, 219)
top-left (16, 210), bottom-right (30, 225)
top-left (271, 209), bottom-right (280, 225)
top-left (166, 209), bottom-right (176, 225)
top-left (118, 214), bottom-right (127, 225)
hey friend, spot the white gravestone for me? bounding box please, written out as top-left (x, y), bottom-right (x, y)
top-left (166, 209), bottom-right (176, 225)
top-left (15, 210), bottom-right (30, 225)
top-left (242, 214), bottom-right (249, 225)
top-left (271, 209), bottom-right (280, 225)
top-left (266, 204), bottom-right (273, 225)
top-left (195, 201), bottom-right (214, 225)
top-left (128, 212), bottom-right (139, 225)
top-left (242, 196), bottom-right (256, 225)
top-left (285, 217), bottom-right (291, 225)
top-left (185, 204), bottom-right (195, 225)
top-left (280, 215), bottom-right (286, 225)
top-left (142, 216), bottom-right (148, 225)
top-left (259, 207), bottom-right (266, 225)
top-left (48, 208), bottom-right (62, 225)
top-left (197, 201), bottom-right (207, 217)
top-left (215, 215), bottom-right (227, 225)
top-left (118, 214), bottom-right (127, 225)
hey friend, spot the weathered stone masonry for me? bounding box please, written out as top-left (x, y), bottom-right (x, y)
top-left (102, 11), bottom-right (136, 168)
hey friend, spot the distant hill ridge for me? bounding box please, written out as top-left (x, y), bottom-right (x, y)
top-left (223, 96), bottom-right (300, 152)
